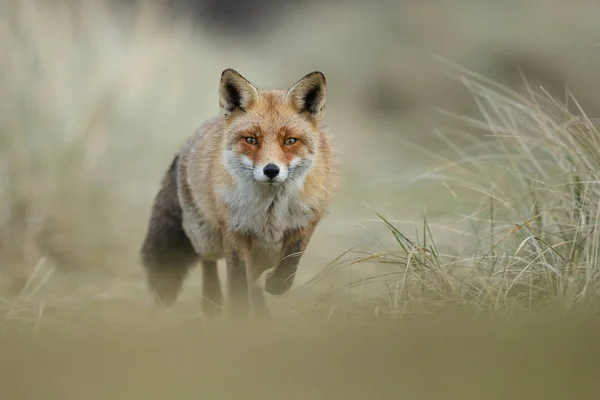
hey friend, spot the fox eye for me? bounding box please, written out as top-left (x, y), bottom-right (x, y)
top-left (284, 138), bottom-right (298, 145)
top-left (245, 137), bottom-right (258, 145)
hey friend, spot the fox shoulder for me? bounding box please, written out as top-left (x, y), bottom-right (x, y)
top-left (175, 119), bottom-right (218, 209)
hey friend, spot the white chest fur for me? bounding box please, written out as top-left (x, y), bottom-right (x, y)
top-left (217, 180), bottom-right (313, 244)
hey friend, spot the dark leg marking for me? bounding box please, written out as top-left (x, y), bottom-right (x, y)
top-left (226, 248), bottom-right (249, 314)
top-left (265, 239), bottom-right (304, 295)
top-left (201, 260), bottom-right (222, 316)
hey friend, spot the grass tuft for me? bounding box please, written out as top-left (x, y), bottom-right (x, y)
top-left (303, 65), bottom-right (600, 319)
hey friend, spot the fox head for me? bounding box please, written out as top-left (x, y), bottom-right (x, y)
top-left (218, 69), bottom-right (327, 186)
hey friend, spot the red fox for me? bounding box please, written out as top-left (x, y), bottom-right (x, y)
top-left (140, 69), bottom-right (338, 316)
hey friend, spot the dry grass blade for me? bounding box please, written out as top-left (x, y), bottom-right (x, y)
top-left (316, 62), bottom-right (600, 317)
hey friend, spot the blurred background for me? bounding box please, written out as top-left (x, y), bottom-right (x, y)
top-left (5, 1), bottom-right (600, 398)
top-left (2, 0), bottom-right (600, 314)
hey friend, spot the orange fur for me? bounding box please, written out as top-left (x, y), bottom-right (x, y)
top-left (140, 69), bottom-right (339, 317)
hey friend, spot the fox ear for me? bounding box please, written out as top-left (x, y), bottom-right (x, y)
top-left (219, 69), bottom-right (260, 118)
top-left (286, 71), bottom-right (327, 121)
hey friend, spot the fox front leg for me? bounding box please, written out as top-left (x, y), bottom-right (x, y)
top-left (264, 224), bottom-right (317, 295)
top-left (224, 233), bottom-right (270, 317)
top-left (224, 243), bottom-right (249, 315)
top-left (245, 261), bottom-right (269, 317)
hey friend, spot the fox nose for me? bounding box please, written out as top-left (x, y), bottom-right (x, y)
top-left (263, 163), bottom-right (280, 179)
